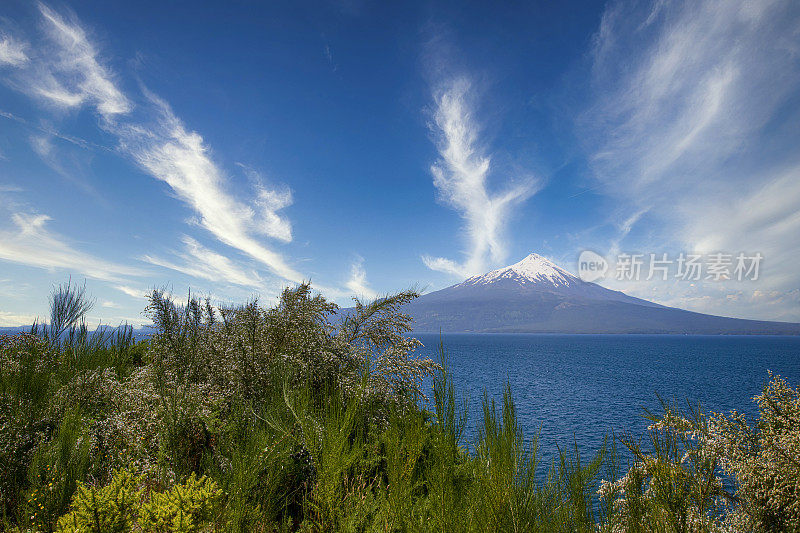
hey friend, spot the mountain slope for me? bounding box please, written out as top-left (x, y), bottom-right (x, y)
top-left (404, 254), bottom-right (800, 334)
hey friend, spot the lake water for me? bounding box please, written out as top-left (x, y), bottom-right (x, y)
top-left (413, 334), bottom-right (800, 467)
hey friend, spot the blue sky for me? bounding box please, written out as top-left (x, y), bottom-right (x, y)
top-left (1, 0), bottom-right (799, 327)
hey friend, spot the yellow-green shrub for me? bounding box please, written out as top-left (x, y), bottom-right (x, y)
top-left (138, 473), bottom-right (222, 533)
top-left (55, 470), bottom-right (221, 533)
top-left (55, 469), bottom-right (140, 533)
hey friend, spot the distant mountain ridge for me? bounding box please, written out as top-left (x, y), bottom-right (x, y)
top-left (6, 255), bottom-right (798, 336)
top-left (402, 253), bottom-right (800, 334)
top-left (0, 325), bottom-right (155, 340)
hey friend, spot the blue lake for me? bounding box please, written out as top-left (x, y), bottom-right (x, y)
top-left (413, 334), bottom-right (800, 466)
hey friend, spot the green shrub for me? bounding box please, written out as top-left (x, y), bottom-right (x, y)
top-left (471, 385), bottom-right (539, 530)
top-left (709, 373), bottom-right (800, 531)
top-left (216, 417), bottom-right (288, 531)
top-left (55, 469), bottom-right (140, 533)
top-left (0, 334), bottom-right (57, 522)
top-left (3, 279), bottom-right (799, 531)
top-left (598, 374), bottom-right (800, 532)
top-left (25, 409), bottom-right (92, 532)
top-left (55, 470), bottom-right (221, 533)
top-left (377, 408), bottom-right (429, 530)
top-left (139, 473), bottom-right (222, 532)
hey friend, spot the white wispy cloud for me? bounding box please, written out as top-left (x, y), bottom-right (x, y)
top-left (0, 311), bottom-right (38, 327)
top-left (28, 134), bottom-right (52, 158)
top-left (0, 34), bottom-right (28, 67)
top-left (0, 212), bottom-right (145, 282)
top-left (4, 3), bottom-right (304, 285)
top-left (345, 256), bottom-right (377, 299)
top-left (142, 235), bottom-right (265, 289)
top-left (684, 164), bottom-right (800, 290)
top-left (583, 0), bottom-right (800, 320)
top-left (237, 163), bottom-right (294, 242)
top-left (27, 132), bottom-right (103, 201)
top-left (0, 108), bottom-right (102, 151)
top-left (33, 4), bottom-right (131, 119)
top-left (114, 285), bottom-right (149, 300)
top-left (119, 95), bottom-right (302, 281)
top-left (423, 77), bottom-right (538, 278)
top-left (0, 278), bottom-right (31, 299)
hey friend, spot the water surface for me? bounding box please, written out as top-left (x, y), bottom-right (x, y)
top-left (413, 334), bottom-right (800, 465)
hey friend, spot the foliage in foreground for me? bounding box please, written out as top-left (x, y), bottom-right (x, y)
top-left (0, 280), bottom-right (798, 532)
top-left (55, 470), bottom-right (221, 532)
top-left (599, 373), bottom-right (800, 532)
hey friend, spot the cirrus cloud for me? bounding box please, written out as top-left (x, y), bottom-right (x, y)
top-left (581, 0), bottom-right (800, 320)
top-left (0, 212), bottom-right (145, 282)
top-left (142, 235), bottom-right (265, 289)
top-left (3, 3), bottom-right (304, 285)
top-left (0, 34), bottom-right (28, 67)
top-left (345, 256), bottom-right (377, 299)
top-left (423, 77), bottom-right (538, 278)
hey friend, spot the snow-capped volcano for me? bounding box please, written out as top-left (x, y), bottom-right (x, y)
top-left (398, 252), bottom-right (800, 334)
top-left (430, 252), bottom-right (638, 303)
top-left (459, 253), bottom-right (578, 288)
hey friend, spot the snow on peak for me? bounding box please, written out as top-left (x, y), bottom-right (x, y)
top-left (460, 253), bottom-right (579, 288)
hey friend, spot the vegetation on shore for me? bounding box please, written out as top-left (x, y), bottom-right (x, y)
top-left (0, 281), bottom-right (798, 532)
